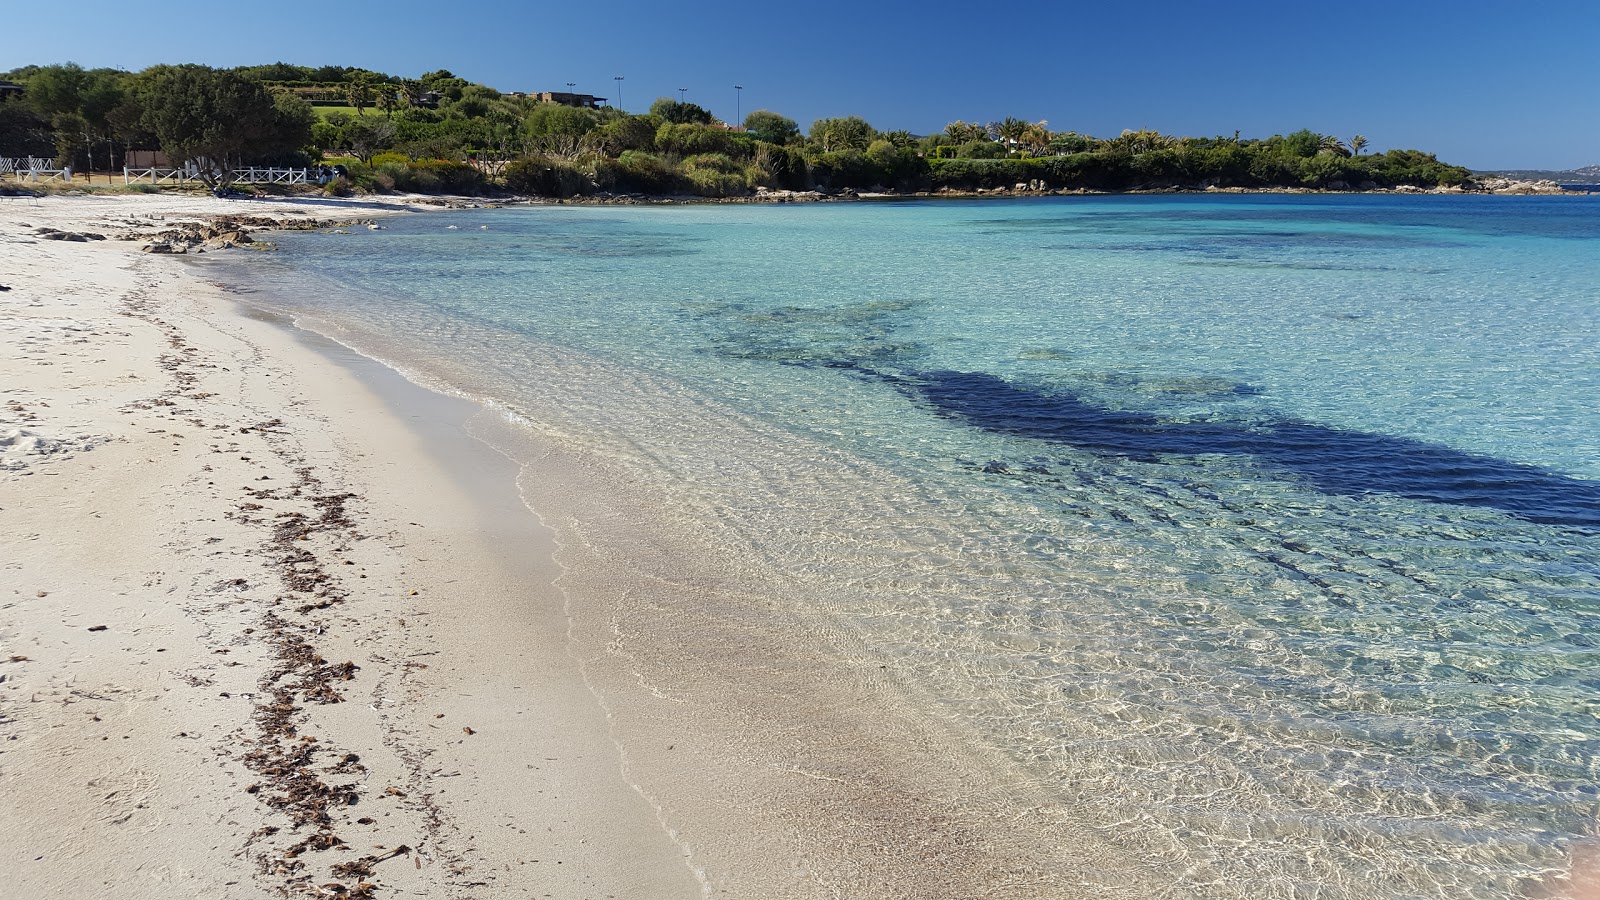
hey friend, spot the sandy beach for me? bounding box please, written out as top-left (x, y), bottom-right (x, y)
top-left (0, 193), bottom-right (708, 898)
top-left (1, 192), bottom-right (1168, 899)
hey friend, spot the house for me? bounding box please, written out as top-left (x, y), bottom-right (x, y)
top-left (532, 91), bottom-right (606, 109)
top-left (0, 80), bottom-right (24, 102)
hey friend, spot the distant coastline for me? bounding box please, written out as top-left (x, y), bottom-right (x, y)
top-left (1, 61), bottom-right (1521, 203)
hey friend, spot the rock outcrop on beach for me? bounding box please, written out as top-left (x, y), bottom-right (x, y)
top-left (131, 215), bottom-right (374, 254)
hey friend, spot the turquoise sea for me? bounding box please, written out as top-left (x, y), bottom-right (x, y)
top-left (222, 194), bottom-right (1599, 898)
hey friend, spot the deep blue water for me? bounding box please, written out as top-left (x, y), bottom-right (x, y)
top-left (226, 193), bottom-right (1600, 899)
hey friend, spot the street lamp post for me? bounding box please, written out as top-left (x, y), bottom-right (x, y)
top-left (566, 82), bottom-right (576, 93)
top-left (613, 75), bottom-right (624, 111)
top-left (734, 84), bottom-right (743, 127)
top-left (678, 87), bottom-right (688, 103)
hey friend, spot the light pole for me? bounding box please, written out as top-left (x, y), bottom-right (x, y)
top-left (566, 82), bottom-right (576, 94)
top-left (678, 87), bottom-right (688, 103)
top-left (734, 84), bottom-right (743, 128)
top-left (613, 75), bottom-right (624, 111)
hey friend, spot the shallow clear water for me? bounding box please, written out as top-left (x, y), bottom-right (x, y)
top-left (228, 195), bottom-right (1600, 897)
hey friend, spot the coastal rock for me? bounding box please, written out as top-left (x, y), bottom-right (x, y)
top-left (206, 230), bottom-right (254, 249)
top-left (1473, 176), bottom-right (1568, 195)
top-left (35, 227), bottom-right (106, 242)
top-left (143, 242), bottom-right (179, 254)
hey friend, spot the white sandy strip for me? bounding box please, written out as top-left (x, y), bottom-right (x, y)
top-left (0, 194), bottom-right (702, 898)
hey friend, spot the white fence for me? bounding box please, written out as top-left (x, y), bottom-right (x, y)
top-left (2, 157), bottom-right (307, 186)
top-left (233, 166), bottom-right (308, 184)
top-left (123, 165), bottom-right (308, 185)
top-left (1, 157), bottom-right (73, 182)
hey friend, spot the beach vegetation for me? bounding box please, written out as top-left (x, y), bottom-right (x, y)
top-left (742, 110), bottom-right (800, 145)
top-left (808, 116), bottom-right (876, 153)
top-left (0, 60), bottom-right (1476, 198)
top-left (649, 97), bottom-right (715, 125)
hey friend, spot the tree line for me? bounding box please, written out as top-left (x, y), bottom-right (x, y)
top-left (0, 62), bottom-right (1472, 196)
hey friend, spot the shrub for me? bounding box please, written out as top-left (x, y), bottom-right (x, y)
top-left (685, 168), bottom-right (745, 197)
top-left (866, 140), bottom-right (931, 190)
top-left (955, 140), bottom-right (1007, 159)
top-left (503, 155), bottom-right (591, 197)
top-left (681, 153), bottom-right (747, 197)
top-left (389, 158), bottom-right (484, 194)
top-left (811, 150), bottom-right (887, 190)
top-left (655, 123), bottom-right (751, 157)
top-left (928, 157), bottom-right (1035, 190)
top-left (614, 150), bottom-right (679, 193)
top-left (595, 115), bottom-right (660, 154)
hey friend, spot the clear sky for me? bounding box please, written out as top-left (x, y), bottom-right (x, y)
top-left (3, 0), bottom-right (1595, 170)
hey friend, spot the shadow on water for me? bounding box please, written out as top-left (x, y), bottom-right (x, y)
top-left (892, 369), bottom-right (1600, 528)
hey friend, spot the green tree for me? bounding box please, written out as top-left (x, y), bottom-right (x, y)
top-left (990, 117), bottom-right (1030, 148)
top-left (809, 116), bottom-right (874, 152)
top-left (944, 121), bottom-right (986, 143)
top-left (1019, 121), bottom-right (1051, 154)
top-left (878, 129), bottom-right (915, 149)
top-left (132, 65), bottom-right (291, 184)
top-left (524, 104), bottom-right (601, 157)
top-left (1048, 131), bottom-right (1095, 154)
top-left (1105, 129), bottom-right (1174, 154)
top-left (344, 72), bottom-right (376, 116)
top-left (400, 79), bottom-right (425, 108)
top-left (376, 87), bottom-right (400, 119)
top-left (17, 63), bottom-right (129, 169)
top-left (344, 116), bottom-right (395, 164)
top-left (1277, 129), bottom-right (1324, 158)
top-left (1349, 134), bottom-right (1368, 156)
top-left (742, 109), bottom-right (799, 144)
top-left (595, 114), bottom-right (660, 154)
top-left (650, 97), bottom-right (715, 125)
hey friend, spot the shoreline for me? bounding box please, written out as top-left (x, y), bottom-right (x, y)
top-left (3, 172), bottom-right (1586, 215)
top-left (8, 191), bottom-right (1591, 898)
top-left (0, 192), bottom-right (1159, 897)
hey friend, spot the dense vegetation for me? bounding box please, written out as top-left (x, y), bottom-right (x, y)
top-left (0, 62), bottom-right (1473, 196)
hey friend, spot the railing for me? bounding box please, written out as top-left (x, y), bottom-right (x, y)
top-left (1, 157), bottom-right (72, 181)
top-left (232, 167), bottom-right (308, 184)
top-left (123, 165), bottom-right (309, 185)
top-left (124, 167), bottom-right (197, 185)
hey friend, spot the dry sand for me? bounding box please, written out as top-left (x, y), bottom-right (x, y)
top-left (0, 193), bottom-right (702, 898)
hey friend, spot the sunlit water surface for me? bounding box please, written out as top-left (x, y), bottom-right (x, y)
top-left (222, 195), bottom-right (1599, 898)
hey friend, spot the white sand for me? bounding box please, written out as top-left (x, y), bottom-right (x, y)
top-left (0, 193), bottom-right (701, 898)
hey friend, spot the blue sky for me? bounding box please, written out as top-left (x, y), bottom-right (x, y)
top-left (3, 0), bottom-right (1595, 170)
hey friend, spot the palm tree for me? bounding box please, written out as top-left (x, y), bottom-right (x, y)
top-left (944, 121), bottom-right (986, 144)
top-left (1349, 134), bottom-right (1368, 156)
top-left (344, 73), bottom-right (375, 117)
top-left (994, 116), bottom-right (1030, 148)
top-left (1020, 122), bottom-right (1051, 154)
top-left (400, 79), bottom-right (425, 108)
top-left (1320, 135), bottom-right (1352, 157)
top-left (1109, 129), bottom-right (1173, 154)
